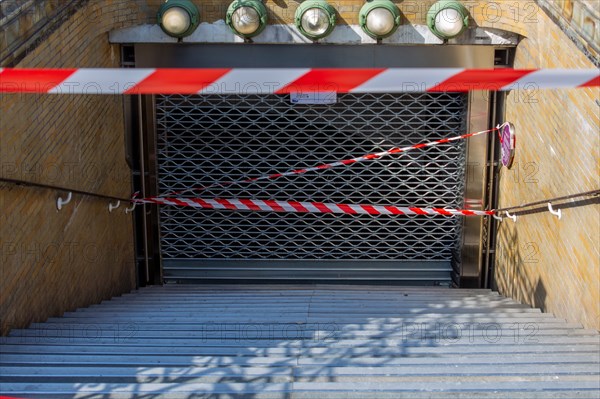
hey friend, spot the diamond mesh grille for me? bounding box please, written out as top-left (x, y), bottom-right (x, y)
top-left (156, 93), bottom-right (468, 261)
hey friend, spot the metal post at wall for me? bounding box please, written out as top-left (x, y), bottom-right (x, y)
top-left (481, 48), bottom-right (514, 289)
top-left (482, 90), bottom-right (506, 290)
top-left (137, 95), bottom-right (150, 284)
top-left (128, 94), bottom-right (162, 286)
top-left (141, 95), bottom-right (163, 284)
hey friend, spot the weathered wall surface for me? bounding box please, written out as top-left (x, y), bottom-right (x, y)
top-left (1, 0), bottom-right (598, 333)
top-left (0, 1), bottom-right (156, 335)
top-left (495, 2), bottom-right (599, 331)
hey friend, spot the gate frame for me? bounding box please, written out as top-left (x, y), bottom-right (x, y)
top-left (127, 43), bottom-right (507, 287)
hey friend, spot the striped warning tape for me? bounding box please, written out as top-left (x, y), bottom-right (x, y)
top-left (1, 68), bottom-right (598, 94)
top-left (158, 126), bottom-right (499, 197)
top-left (132, 197), bottom-right (495, 217)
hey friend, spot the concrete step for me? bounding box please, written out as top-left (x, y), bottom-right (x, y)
top-left (1, 285), bottom-right (598, 398)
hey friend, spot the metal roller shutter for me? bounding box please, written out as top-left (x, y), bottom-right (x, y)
top-left (156, 92), bottom-right (468, 284)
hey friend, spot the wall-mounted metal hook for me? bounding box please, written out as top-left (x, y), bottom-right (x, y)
top-left (505, 210), bottom-right (517, 222)
top-left (492, 214), bottom-right (503, 222)
top-left (497, 121), bottom-right (509, 130)
top-left (124, 202), bottom-right (137, 214)
top-left (548, 202), bottom-right (562, 220)
top-left (56, 192), bottom-right (73, 211)
top-left (108, 200), bottom-right (121, 213)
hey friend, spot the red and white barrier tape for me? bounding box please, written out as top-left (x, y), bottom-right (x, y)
top-left (158, 127), bottom-right (499, 197)
top-left (132, 197), bottom-right (494, 217)
top-left (1, 68), bottom-right (598, 94)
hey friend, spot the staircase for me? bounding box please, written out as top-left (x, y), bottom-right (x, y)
top-left (1, 285), bottom-right (599, 398)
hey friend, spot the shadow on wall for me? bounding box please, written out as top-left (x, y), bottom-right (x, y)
top-left (495, 222), bottom-right (547, 313)
top-left (494, 196), bottom-right (600, 318)
top-left (534, 277), bottom-right (547, 313)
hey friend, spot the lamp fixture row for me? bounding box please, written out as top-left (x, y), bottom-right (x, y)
top-left (158, 0), bottom-right (469, 41)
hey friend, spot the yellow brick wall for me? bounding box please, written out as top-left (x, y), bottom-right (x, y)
top-left (0, 0), bottom-right (541, 41)
top-left (0, 1), bottom-right (156, 335)
top-left (40, 0), bottom-right (531, 34)
top-left (1, 0), bottom-right (598, 334)
top-left (144, 0), bottom-right (531, 35)
top-left (495, 4), bottom-right (599, 331)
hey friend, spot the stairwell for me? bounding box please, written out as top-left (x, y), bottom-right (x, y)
top-left (1, 285), bottom-right (599, 398)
